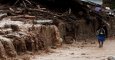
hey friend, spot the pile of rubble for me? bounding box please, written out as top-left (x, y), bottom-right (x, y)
top-left (0, 0), bottom-right (115, 59)
top-left (0, 10), bottom-right (63, 59)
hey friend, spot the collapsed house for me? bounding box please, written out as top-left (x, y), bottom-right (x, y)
top-left (0, 0), bottom-right (115, 60)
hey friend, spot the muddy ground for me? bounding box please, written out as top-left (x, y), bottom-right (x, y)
top-left (0, 2), bottom-right (115, 60)
top-left (31, 37), bottom-right (115, 60)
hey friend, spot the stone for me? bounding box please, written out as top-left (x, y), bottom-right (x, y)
top-left (81, 53), bottom-right (86, 55)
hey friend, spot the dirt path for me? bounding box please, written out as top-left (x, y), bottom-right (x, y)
top-left (31, 38), bottom-right (115, 60)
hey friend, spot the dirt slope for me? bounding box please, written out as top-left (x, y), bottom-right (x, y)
top-left (31, 38), bottom-right (115, 60)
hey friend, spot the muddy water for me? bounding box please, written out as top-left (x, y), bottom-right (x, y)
top-left (0, 41), bottom-right (6, 59)
top-left (31, 39), bottom-right (115, 60)
top-left (0, 36), bottom-right (17, 57)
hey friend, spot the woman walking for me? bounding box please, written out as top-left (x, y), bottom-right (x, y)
top-left (97, 26), bottom-right (106, 48)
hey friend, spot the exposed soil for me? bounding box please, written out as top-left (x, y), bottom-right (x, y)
top-left (31, 38), bottom-right (115, 60)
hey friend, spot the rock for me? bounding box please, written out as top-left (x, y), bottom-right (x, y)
top-left (81, 53), bottom-right (86, 55)
top-left (70, 53), bottom-right (74, 55)
top-left (108, 56), bottom-right (115, 60)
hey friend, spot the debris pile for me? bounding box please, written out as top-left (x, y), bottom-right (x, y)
top-left (0, 16), bottom-right (63, 59)
top-left (0, 0), bottom-right (115, 59)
